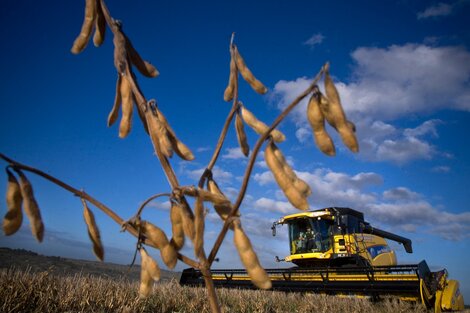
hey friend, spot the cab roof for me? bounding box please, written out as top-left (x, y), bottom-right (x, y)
top-left (282, 210), bottom-right (332, 222)
top-left (281, 207), bottom-right (364, 222)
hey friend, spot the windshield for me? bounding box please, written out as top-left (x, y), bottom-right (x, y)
top-left (288, 218), bottom-right (333, 254)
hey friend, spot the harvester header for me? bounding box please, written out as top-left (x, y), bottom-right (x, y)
top-left (180, 207), bottom-right (464, 312)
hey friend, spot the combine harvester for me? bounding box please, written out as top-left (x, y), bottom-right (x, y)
top-left (180, 207), bottom-right (465, 312)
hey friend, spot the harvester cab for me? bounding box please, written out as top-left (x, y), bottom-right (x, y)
top-left (272, 207), bottom-right (412, 267)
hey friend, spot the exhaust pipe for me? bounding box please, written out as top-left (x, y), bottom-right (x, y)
top-left (361, 224), bottom-right (413, 253)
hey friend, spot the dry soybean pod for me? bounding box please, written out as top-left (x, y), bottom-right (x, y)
top-left (161, 243), bottom-right (177, 269)
top-left (140, 247), bottom-right (161, 281)
top-left (347, 120), bottom-right (356, 133)
top-left (139, 258), bottom-right (153, 298)
top-left (190, 188), bottom-right (230, 207)
top-left (166, 130), bottom-right (195, 161)
top-left (142, 221), bottom-right (177, 269)
top-left (323, 63), bottom-right (359, 152)
top-left (271, 142), bottom-right (311, 197)
top-left (107, 75), bottom-right (122, 127)
top-left (206, 178), bottom-right (225, 198)
top-left (125, 35), bottom-right (159, 78)
top-left (233, 221), bottom-right (271, 289)
top-left (223, 48), bottom-right (237, 102)
top-left (134, 97), bottom-right (150, 135)
top-left (142, 221), bottom-right (169, 249)
top-left (240, 105), bottom-right (285, 143)
top-left (3, 169), bottom-right (23, 236)
top-left (233, 45), bottom-right (267, 95)
top-left (206, 179), bottom-right (236, 221)
top-left (307, 93), bottom-right (336, 156)
top-left (337, 123), bottom-right (359, 153)
top-left (145, 105), bottom-right (173, 158)
top-left (113, 25), bottom-right (128, 75)
top-left (119, 75), bottom-right (133, 138)
top-left (265, 142), bottom-right (309, 210)
top-left (93, 0), bottom-right (106, 47)
top-left (82, 199), bottom-right (104, 261)
top-left (155, 107), bottom-right (194, 161)
top-left (193, 192), bottom-right (205, 259)
top-left (16, 170), bottom-right (44, 242)
top-left (170, 202), bottom-right (185, 250)
top-left (71, 0), bottom-right (97, 54)
top-left (180, 186), bottom-right (231, 218)
top-left (235, 110), bottom-right (250, 157)
top-left (177, 202), bottom-right (195, 240)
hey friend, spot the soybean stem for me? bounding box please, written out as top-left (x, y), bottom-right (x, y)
top-left (207, 66), bottom-right (325, 264)
top-left (206, 42), bottom-right (239, 171)
top-left (0, 153), bottom-right (199, 269)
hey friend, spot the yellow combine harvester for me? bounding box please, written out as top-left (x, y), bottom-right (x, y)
top-left (180, 207), bottom-right (464, 312)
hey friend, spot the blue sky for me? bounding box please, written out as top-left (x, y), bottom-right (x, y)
top-left (1, 0), bottom-right (469, 303)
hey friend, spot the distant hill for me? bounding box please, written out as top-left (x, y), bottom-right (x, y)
top-left (0, 247), bottom-right (179, 282)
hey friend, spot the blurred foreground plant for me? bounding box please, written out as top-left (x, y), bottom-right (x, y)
top-left (1, 0), bottom-right (358, 312)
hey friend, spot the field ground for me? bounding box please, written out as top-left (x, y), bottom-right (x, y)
top-left (1, 248), bottom-right (468, 312)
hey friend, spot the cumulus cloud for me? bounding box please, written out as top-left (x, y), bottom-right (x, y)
top-left (271, 44), bottom-right (470, 164)
top-left (251, 167), bottom-right (470, 240)
top-left (274, 44), bottom-right (470, 120)
top-left (431, 165), bottom-right (451, 173)
top-left (303, 33), bottom-right (325, 48)
top-left (272, 76), bottom-right (312, 124)
top-left (343, 44), bottom-right (470, 117)
top-left (222, 147), bottom-right (247, 160)
top-left (366, 202), bottom-right (470, 240)
top-left (255, 151), bottom-right (267, 169)
top-left (147, 200), bottom-right (171, 211)
top-left (196, 146), bottom-right (212, 153)
top-left (252, 197), bottom-right (297, 215)
top-left (358, 119), bottom-right (442, 164)
top-left (296, 127), bottom-right (311, 143)
top-left (253, 171), bottom-right (274, 186)
top-left (383, 187), bottom-right (421, 201)
top-left (254, 168), bottom-right (381, 208)
top-left (187, 165), bottom-right (233, 183)
top-left (417, 3), bottom-right (453, 19)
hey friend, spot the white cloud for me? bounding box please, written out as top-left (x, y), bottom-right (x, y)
top-left (322, 171), bottom-right (383, 189)
top-left (255, 151), bottom-right (268, 169)
top-left (252, 197), bottom-right (297, 215)
top-left (222, 186), bottom-right (240, 201)
top-left (254, 168), bottom-right (380, 208)
top-left (272, 44), bottom-right (470, 164)
top-left (431, 165), bottom-right (451, 173)
top-left (273, 44), bottom-right (470, 120)
top-left (303, 33), bottom-right (325, 48)
top-left (295, 127), bottom-right (311, 143)
top-left (196, 146), bottom-right (212, 153)
top-left (212, 166), bottom-right (234, 182)
top-left (403, 119), bottom-right (441, 138)
top-left (147, 200), bottom-right (171, 211)
top-left (365, 201), bottom-right (470, 240)
top-left (272, 76), bottom-right (312, 124)
top-left (383, 187), bottom-right (421, 201)
top-left (358, 119), bottom-right (441, 164)
top-left (376, 136), bottom-right (434, 163)
top-left (222, 147), bottom-right (248, 160)
top-left (250, 167), bottom-right (469, 240)
top-left (417, 3), bottom-right (453, 19)
top-left (343, 44), bottom-right (470, 118)
top-left (253, 171), bottom-right (274, 186)
top-left (187, 165), bottom-right (233, 183)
